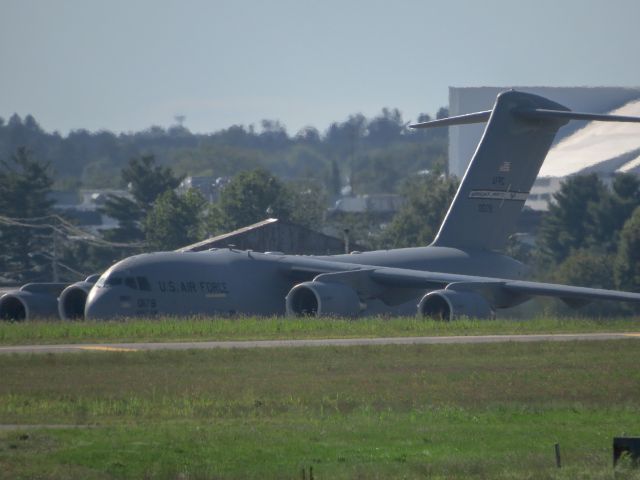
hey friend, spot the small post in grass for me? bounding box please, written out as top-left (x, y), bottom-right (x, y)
top-left (554, 443), bottom-right (562, 468)
top-left (301, 465), bottom-right (314, 480)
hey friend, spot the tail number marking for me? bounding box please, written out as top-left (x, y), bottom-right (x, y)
top-left (469, 190), bottom-right (528, 201)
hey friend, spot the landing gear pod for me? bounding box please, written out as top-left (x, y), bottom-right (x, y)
top-left (58, 275), bottom-right (100, 320)
top-left (417, 289), bottom-right (494, 320)
top-left (286, 281), bottom-right (362, 317)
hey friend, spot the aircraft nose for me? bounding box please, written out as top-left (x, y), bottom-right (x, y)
top-left (84, 288), bottom-right (121, 320)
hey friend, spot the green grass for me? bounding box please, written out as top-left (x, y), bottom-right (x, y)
top-left (1, 315), bottom-right (640, 345)
top-left (1, 341), bottom-right (640, 478)
top-left (3, 410), bottom-right (640, 479)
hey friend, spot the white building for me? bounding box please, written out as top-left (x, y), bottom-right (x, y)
top-left (331, 194), bottom-right (405, 214)
top-left (178, 176), bottom-right (230, 202)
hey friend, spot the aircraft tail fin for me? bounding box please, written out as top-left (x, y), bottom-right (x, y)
top-left (411, 90), bottom-right (640, 251)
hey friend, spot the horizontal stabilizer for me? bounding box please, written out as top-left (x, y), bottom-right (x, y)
top-left (409, 110), bottom-right (491, 129)
top-left (410, 107), bottom-right (640, 130)
top-left (514, 108), bottom-right (640, 123)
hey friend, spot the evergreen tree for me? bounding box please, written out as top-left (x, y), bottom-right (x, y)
top-left (294, 126), bottom-right (321, 145)
top-left (144, 189), bottom-right (206, 250)
top-left (214, 168), bottom-right (294, 232)
top-left (286, 179), bottom-right (327, 229)
top-left (101, 155), bottom-right (183, 243)
top-left (378, 172), bottom-right (458, 248)
top-left (328, 159), bottom-right (342, 197)
top-left (122, 154), bottom-right (184, 210)
top-left (0, 147), bottom-right (54, 282)
top-left (101, 196), bottom-right (145, 243)
top-left (614, 206), bottom-right (640, 292)
top-left (365, 108), bottom-right (405, 147)
top-left (538, 174), bottom-right (608, 263)
top-left (586, 173), bottom-right (640, 252)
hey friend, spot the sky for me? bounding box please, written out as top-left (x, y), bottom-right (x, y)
top-left (2, 0), bottom-right (640, 136)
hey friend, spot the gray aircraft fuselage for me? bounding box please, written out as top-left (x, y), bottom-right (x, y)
top-left (85, 246), bottom-right (526, 318)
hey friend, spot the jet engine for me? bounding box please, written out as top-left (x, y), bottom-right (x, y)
top-left (58, 274), bottom-right (100, 320)
top-left (286, 281), bottom-right (362, 317)
top-left (417, 289), bottom-right (494, 321)
top-left (0, 283), bottom-right (67, 321)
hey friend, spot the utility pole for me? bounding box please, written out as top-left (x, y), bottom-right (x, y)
top-left (52, 229), bottom-right (59, 282)
top-left (343, 228), bottom-right (350, 254)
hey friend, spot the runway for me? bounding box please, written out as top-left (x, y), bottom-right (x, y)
top-left (0, 332), bottom-right (639, 354)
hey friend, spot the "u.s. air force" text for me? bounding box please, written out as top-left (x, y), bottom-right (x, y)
top-left (158, 280), bottom-right (229, 294)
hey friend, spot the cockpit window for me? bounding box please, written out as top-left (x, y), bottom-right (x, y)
top-left (137, 276), bottom-right (151, 291)
top-left (96, 273), bottom-right (152, 291)
top-left (106, 276), bottom-right (123, 286)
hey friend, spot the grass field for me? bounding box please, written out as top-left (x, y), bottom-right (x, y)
top-left (2, 315), bottom-right (640, 345)
top-left (1, 340), bottom-right (640, 478)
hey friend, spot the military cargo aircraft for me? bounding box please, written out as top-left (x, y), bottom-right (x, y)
top-left (3, 90), bottom-right (640, 321)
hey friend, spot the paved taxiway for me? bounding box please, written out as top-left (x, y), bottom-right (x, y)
top-left (0, 332), bottom-right (639, 354)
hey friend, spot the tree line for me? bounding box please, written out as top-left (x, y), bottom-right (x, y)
top-left (0, 108), bottom-right (447, 196)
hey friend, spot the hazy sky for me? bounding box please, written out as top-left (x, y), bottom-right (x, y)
top-left (2, 0), bottom-right (640, 135)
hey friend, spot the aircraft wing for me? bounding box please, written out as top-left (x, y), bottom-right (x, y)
top-left (285, 257), bottom-right (640, 314)
top-left (367, 267), bottom-right (640, 307)
top-left (285, 257), bottom-right (640, 305)
top-left (500, 280), bottom-right (640, 304)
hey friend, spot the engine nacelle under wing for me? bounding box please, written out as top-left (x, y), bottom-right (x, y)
top-left (0, 283), bottom-right (67, 321)
top-left (58, 274), bottom-right (100, 320)
top-left (417, 289), bottom-right (494, 321)
top-left (286, 281), bottom-right (362, 317)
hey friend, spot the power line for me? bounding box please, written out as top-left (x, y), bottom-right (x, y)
top-left (0, 214), bottom-right (144, 283)
top-left (0, 214), bottom-right (146, 248)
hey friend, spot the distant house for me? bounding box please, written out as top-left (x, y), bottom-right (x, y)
top-left (49, 189), bottom-right (132, 233)
top-left (178, 176), bottom-right (230, 202)
top-left (330, 194), bottom-right (405, 215)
